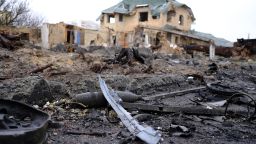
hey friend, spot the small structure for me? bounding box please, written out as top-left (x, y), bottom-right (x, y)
top-left (41, 22), bottom-right (103, 49)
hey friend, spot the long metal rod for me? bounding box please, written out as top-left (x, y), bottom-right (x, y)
top-left (99, 76), bottom-right (161, 144)
top-left (143, 86), bottom-right (206, 101)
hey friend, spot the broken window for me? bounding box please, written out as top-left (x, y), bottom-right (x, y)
top-left (20, 33), bottom-right (29, 40)
top-left (119, 14), bottom-right (123, 22)
top-left (175, 36), bottom-right (179, 44)
top-left (167, 11), bottom-right (172, 22)
top-left (139, 12), bottom-right (148, 22)
top-left (179, 15), bottom-right (184, 25)
top-left (112, 36), bottom-right (116, 45)
top-left (108, 15), bottom-right (115, 23)
top-left (167, 10), bottom-right (175, 22)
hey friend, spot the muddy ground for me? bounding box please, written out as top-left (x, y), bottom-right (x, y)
top-left (1, 45), bottom-right (256, 144)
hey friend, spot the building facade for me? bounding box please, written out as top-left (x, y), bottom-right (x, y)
top-left (99, 0), bottom-right (210, 51)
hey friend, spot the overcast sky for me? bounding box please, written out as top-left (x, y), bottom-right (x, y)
top-left (29, 0), bottom-right (256, 42)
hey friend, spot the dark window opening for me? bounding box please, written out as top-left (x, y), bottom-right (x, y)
top-left (167, 10), bottom-right (175, 22)
top-left (112, 36), bottom-right (116, 45)
top-left (175, 36), bottom-right (179, 44)
top-left (179, 15), bottom-right (184, 25)
top-left (167, 33), bottom-right (172, 42)
top-left (139, 12), bottom-right (148, 22)
top-left (167, 11), bottom-right (172, 22)
top-left (119, 14), bottom-right (123, 22)
top-left (20, 33), bottom-right (29, 40)
top-left (108, 15), bottom-right (115, 23)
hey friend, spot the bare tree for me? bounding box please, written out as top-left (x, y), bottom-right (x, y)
top-left (0, 0), bottom-right (44, 27)
top-left (17, 12), bottom-right (44, 27)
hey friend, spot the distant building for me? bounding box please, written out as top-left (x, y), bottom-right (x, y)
top-left (41, 22), bottom-right (102, 49)
top-left (99, 0), bottom-right (228, 51)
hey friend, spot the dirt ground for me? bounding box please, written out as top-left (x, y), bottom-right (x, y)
top-left (1, 45), bottom-right (256, 144)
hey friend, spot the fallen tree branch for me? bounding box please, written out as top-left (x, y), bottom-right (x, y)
top-left (143, 86), bottom-right (206, 101)
top-left (29, 63), bottom-right (53, 74)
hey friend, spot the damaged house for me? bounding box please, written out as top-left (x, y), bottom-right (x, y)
top-left (41, 22), bottom-right (105, 49)
top-left (99, 0), bottom-right (214, 52)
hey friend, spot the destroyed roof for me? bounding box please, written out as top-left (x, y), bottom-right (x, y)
top-left (102, 0), bottom-right (195, 20)
top-left (162, 25), bottom-right (233, 47)
top-left (161, 24), bottom-right (210, 42)
top-left (141, 24), bottom-right (232, 47)
top-left (190, 31), bottom-right (233, 47)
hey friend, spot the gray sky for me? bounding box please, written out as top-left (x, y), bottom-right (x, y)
top-left (29, 0), bottom-right (256, 42)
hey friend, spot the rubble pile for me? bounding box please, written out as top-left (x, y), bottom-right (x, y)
top-left (0, 43), bottom-right (256, 144)
top-left (0, 32), bottom-right (27, 50)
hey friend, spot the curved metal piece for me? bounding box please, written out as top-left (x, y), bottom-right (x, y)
top-left (207, 82), bottom-right (236, 96)
top-left (99, 76), bottom-right (161, 144)
top-left (224, 93), bottom-right (256, 121)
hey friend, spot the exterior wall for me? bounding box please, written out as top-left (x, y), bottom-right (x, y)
top-left (101, 7), bottom-right (166, 32)
top-left (83, 29), bottom-right (98, 46)
top-left (101, 6), bottom-right (193, 33)
top-left (164, 7), bottom-right (193, 31)
top-left (48, 23), bottom-right (66, 48)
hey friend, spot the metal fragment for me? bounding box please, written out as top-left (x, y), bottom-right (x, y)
top-left (99, 76), bottom-right (161, 144)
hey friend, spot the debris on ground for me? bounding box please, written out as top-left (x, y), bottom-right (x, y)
top-left (0, 99), bottom-right (50, 144)
top-left (0, 42), bottom-right (256, 143)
